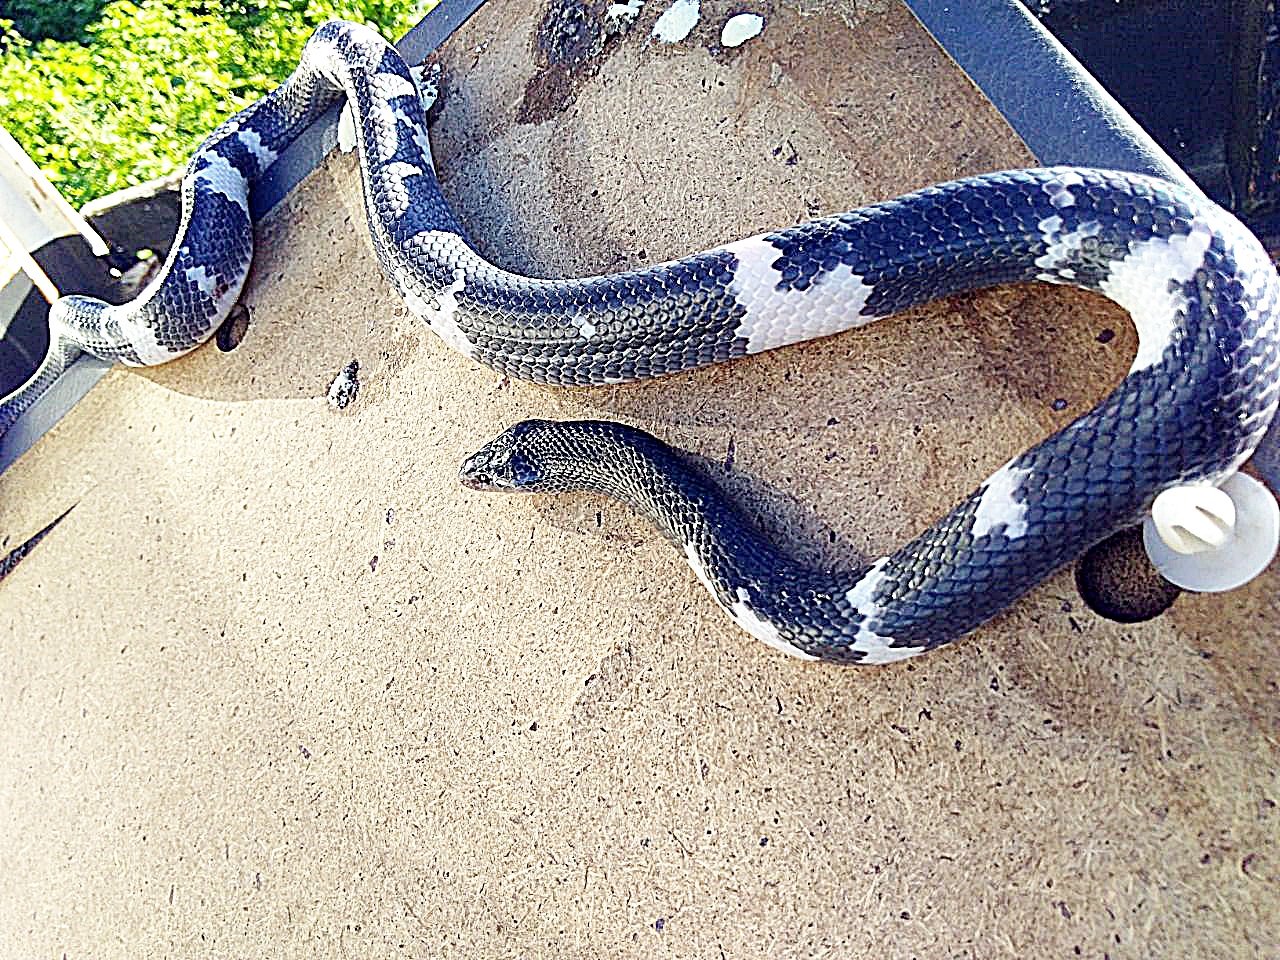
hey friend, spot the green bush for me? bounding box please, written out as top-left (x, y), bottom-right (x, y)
top-left (0, 0), bottom-right (109, 42)
top-left (0, 0), bottom-right (434, 206)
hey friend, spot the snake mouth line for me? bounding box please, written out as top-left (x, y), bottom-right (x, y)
top-left (458, 464), bottom-right (498, 491)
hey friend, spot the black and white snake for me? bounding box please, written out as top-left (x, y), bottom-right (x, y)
top-left (4, 21), bottom-right (1278, 663)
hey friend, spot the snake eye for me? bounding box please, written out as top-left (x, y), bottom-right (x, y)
top-left (458, 444), bottom-right (502, 490)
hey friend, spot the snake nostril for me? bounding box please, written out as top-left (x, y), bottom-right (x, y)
top-left (459, 446), bottom-right (499, 489)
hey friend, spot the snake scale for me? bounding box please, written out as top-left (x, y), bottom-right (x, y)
top-left (3, 21), bottom-right (1278, 663)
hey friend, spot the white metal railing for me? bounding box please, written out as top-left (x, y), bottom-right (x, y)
top-left (0, 124), bottom-right (109, 308)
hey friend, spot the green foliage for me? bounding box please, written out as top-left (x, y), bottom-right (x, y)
top-left (0, 0), bottom-right (109, 42)
top-left (0, 0), bottom-right (434, 206)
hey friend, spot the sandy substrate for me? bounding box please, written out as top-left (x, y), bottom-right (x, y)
top-left (1, 2), bottom-right (1277, 956)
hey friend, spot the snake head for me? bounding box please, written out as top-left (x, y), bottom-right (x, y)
top-left (459, 419), bottom-right (553, 492)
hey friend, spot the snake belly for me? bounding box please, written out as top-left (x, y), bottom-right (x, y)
top-left (3, 21), bottom-right (1279, 662)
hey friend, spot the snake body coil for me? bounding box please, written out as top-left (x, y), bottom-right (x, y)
top-left (4, 21), bottom-right (1279, 662)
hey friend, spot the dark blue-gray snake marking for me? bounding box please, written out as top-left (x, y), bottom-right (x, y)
top-left (4, 21), bottom-right (1278, 663)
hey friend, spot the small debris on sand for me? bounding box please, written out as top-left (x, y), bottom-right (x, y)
top-left (328, 360), bottom-right (360, 410)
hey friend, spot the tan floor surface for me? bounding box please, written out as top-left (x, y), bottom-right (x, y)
top-left (2, 2), bottom-right (1277, 956)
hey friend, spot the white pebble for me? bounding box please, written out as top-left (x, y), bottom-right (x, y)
top-left (653, 0), bottom-right (700, 42)
top-left (606, 0), bottom-right (643, 29)
top-left (337, 102), bottom-right (357, 153)
top-left (720, 13), bottom-right (764, 47)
